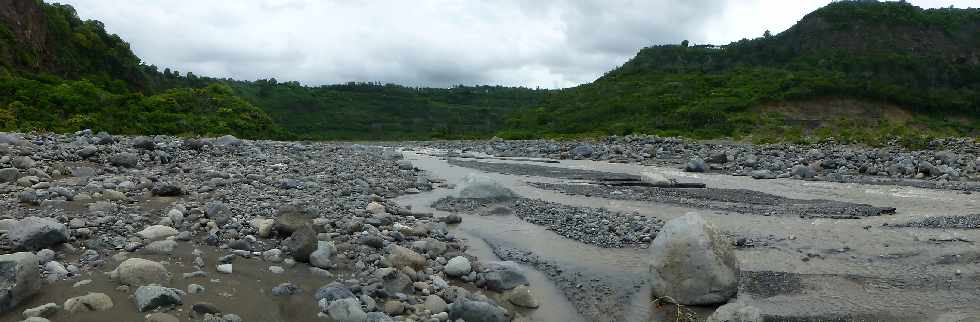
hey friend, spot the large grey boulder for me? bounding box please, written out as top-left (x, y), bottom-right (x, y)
top-left (685, 158), bottom-right (707, 172)
top-left (134, 285), bottom-right (184, 312)
top-left (136, 225), bottom-right (178, 241)
top-left (0, 168), bottom-right (19, 182)
top-left (388, 245), bottom-right (426, 269)
top-left (109, 258), bottom-right (169, 286)
top-left (109, 152), bottom-right (139, 168)
top-left (572, 144), bottom-right (594, 157)
top-left (482, 261), bottom-right (529, 292)
top-left (706, 303), bottom-right (762, 322)
top-left (448, 298), bottom-right (507, 322)
top-left (309, 242), bottom-right (336, 269)
top-left (212, 135), bottom-right (242, 147)
top-left (648, 213), bottom-right (738, 305)
top-left (64, 292), bottom-right (114, 314)
top-left (791, 165), bottom-right (816, 179)
top-left (7, 217), bottom-right (68, 251)
top-left (457, 174), bottom-right (515, 200)
top-left (0, 252), bottom-right (41, 314)
top-left (640, 172), bottom-right (675, 186)
top-left (444, 256), bottom-right (472, 277)
top-left (321, 298), bottom-right (367, 322)
top-left (11, 156), bottom-right (34, 170)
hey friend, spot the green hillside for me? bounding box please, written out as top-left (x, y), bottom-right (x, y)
top-left (504, 1), bottom-right (980, 144)
top-left (226, 80), bottom-right (543, 140)
top-left (1, 0), bottom-right (978, 143)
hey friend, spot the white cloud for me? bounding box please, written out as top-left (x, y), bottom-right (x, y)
top-left (56, 0), bottom-right (977, 88)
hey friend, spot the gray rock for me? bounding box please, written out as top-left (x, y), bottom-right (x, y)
top-left (70, 166), bottom-right (96, 177)
top-left (63, 293), bottom-right (113, 313)
top-left (356, 235), bottom-right (384, 249)
top-left (217, 264), bottom-right (233, 274)
top-left (43, 261), bottom-right (68, 280)
top-left (283, 225), bottom-right (317, 262)
top-left (791, 165), bottom-right (816, 179)
top-left (396, 160), bottom-right (414, 170)
top-left (685, 158), bottom-right (706, 172)
top-left (132, 137), bottom-right (156, 150)
top-left (388, 245), bottom-right (426, 269)
top-left (187, 284), bottom-right (206, 294)
top-left (134, 285), bottom-right (184, 312)
top-left (706, 303), bottom-right (762, 322)
top-left (22, 302), bottom-right (59, 318)
top-left (749, 170), bottom-right (776, 180)
top-left (649, 213), bottom-right (738, 305)
top-left (321, 298), bottom-right (367, 322)
top-left (0, 252), bottom-right (41, 314)
top-left (640, 171), bottom-right (675, 186)
top-left (76, 145), bottom-right (98, 159)
top-left (314, 282), bottom-right (355, 302)
top-left (0, 168), bottom-right (19, 182)
top-left (506, 285), bottom-right (538, 308)
top-left (150, 184), bottom-right (183, 196)
top-left (310, 242), bottom-right (336, 269)
top-left (191, 302), bottom-right (221, 315)
top-left (273, 205), bottom-right (314, 236)
top-left (109, 152), bottom-right (139, 168)
top-left (110, 258), bottom-right (169, 286)
top-left (212, 135), bottom-right (242, 147)
top-left (918, 160), bottom-right (941, 177)
top-left (572, 144), bottom-right (594, 157)
top-left (137, 225), bottom-right (179, 241)
top-left (271, 283), bottom-right (301, 296)
top-left (457, 174), bottom-right (516, 200)
top-left (7, 217), bottom-right (68, 251)
top-left (482, 261), bottom-right (529, 291)
top-left (205, 201), bottom-right (232, 226)
top-left (19, 317), bottom-right (50, 322)
top-left (376, 268), bottom-right (411, 294)
top-left (11, 156), bottom-right (34, 169)
top-left (143, 240), bottom-right (178, 255)
top-left (423, 294), bottom-right (448, 313)
top-left (444, 256), bottom-right (472, 277)
top-left (448, 298), bottom-right (507, 322)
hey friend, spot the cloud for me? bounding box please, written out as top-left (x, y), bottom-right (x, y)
top-left (56, 0), bottom-right (977, 88)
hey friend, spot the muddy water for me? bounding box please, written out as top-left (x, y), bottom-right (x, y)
top-left (396, 149), bottom-right (980, 321)
top-left (1, 243), bottom-right (332, 322)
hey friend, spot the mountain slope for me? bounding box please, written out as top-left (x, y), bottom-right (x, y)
top-left (505, 1), bottom-right (980, 143)
top-left (226, 80), bottom-right (544, 140)
top-left (0, 0), bottom-right (288, 138)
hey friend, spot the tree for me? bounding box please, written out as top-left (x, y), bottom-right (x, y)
top-left (763, 30), bottom-right (772, 38)
top-left (681, 40), bottom-right (690, 47)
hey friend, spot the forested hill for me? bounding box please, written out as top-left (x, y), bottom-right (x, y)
top-left (505, 1), bottom-right (980, 143)
top-left (0, 0), bottom-right (287, 138)
top-left (1, 0), bottom-right (978, 143)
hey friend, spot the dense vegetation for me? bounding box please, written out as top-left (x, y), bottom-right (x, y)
top-left (0, 0), bottom-right (288, 138)
top-left (505, 1), bottom-right (980, 144)
top-left (0, 75), bottom-right (286, 138)
top-left (226, 80), bottom-right (542, 140)
top-left (0, 0), bottom-right (978, 143)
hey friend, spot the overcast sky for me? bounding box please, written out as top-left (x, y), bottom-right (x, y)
top-left (59, 0), bottom-right (975, 88)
